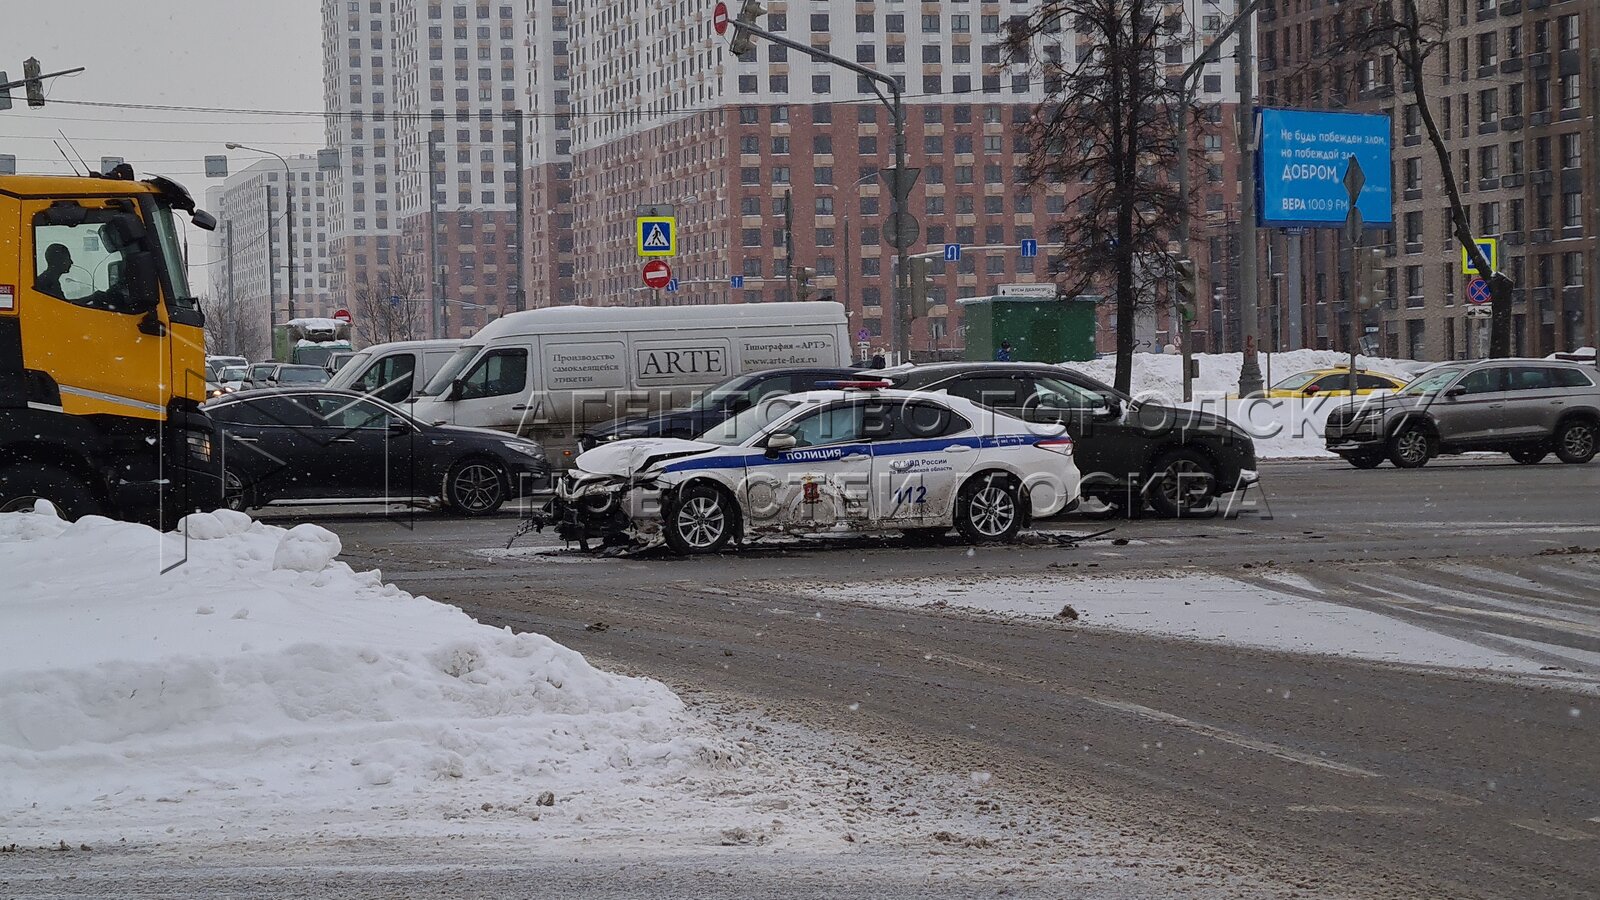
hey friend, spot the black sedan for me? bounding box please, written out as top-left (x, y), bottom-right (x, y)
top-left (206, 388), bottom-right (549, 515)
top-left (578, 366), bottom-right (864, 451)
top-left (885, 363), bottom-right (1259, 517)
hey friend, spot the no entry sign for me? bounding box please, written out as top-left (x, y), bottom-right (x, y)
top-left (712, 2), bottom-right (730, 35)
top-left (643, 259), bottom-right (673, 290)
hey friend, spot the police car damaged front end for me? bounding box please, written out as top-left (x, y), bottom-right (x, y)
top-left (534, 438), bottom-right (719, 550)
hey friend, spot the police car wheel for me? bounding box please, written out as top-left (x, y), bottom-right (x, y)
top-left (665, 484), bottom-right (734, 554)
top-left (955, 473), bottom-right (1023, 544)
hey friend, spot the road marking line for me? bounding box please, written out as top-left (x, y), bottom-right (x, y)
top-left (1085, 697), bottom-right (1382, 778)
top-left (1509, 819), bottom-right (1594, 842)
top-left (1405, 788), bottom-right (1482, 807)
top-left (1286, 804), bottom-right (1426, 815)
top-left (1434, 605), bottom-right (1600, 640)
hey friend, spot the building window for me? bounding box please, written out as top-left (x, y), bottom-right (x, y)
top-left (1561, 132), bottom-right (1581, 169)
top-left (1562, 191), bottom-right (1582, 229)
top-left (1559, 75), bottom-right (1579, 110)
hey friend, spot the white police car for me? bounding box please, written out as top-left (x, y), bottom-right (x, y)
top-left (540, 383), bottom-right (1080, 554)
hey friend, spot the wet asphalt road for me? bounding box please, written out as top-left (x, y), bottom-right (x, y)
top-left (268, 457), bottom-right (1600, 900)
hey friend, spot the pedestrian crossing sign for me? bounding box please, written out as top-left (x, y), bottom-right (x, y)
top-left (636, 216), bottom-right (677, 257)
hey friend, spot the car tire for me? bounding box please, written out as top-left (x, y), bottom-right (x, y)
top-left (1553, 418), bottom-right (1598, 465)
top-left (954, 472), bottom-right (1025, 544)
top-left (1508, 448), bottom-right (1548, 465)
top-left (222, 468), bottom-right (254, 512)
top-left (1145, 449), bottom-right (1219, 518)
top-left (444, 458), bottom-right (508, 516)
top-left (1387, 423), bottom-right (1433, 469)
top-left (1346, 452), bottom-right (1384, 469)
top-left (0, 463), bottom-right (103, 520)
top-left (664, 483), bottom-right (735, 555)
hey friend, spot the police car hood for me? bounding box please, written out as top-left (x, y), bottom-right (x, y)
top-left (574, 437), bottom-right (722, 478)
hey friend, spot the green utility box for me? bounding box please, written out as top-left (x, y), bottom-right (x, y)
top-left (960, 295), bottom-right (1098, 362)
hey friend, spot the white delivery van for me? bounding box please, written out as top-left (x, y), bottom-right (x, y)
top-left (409, 302), bottom-right (850, 464)
top-left (326, 339), bottom-right (464, 405)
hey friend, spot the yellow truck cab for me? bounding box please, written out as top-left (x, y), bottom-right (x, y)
top-left (0, 167), bottom-right (223, 528)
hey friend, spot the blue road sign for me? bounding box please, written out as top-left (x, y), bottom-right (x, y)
top-left (388, 295), bottom-right (400, 307)
top-left (1468, 277), bottom-right (1491, 305)
top-left (944, 244), bottom-right (961, 261)
top-left (1019, 239), bottom-right (1039, 258)
top-left (730, 275), bottom-right (745, 288)
top-left (666, 278), bottom-right (680, 293)
top-left (1258, 108), bottom-right (1394, 228)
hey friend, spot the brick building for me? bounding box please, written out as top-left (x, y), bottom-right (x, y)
top-left (1260, 0), bottom-right (1598, 360)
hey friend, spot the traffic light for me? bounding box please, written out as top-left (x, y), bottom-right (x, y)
top-left (1174, 258), bottom-right (1197, 323)
top-left (908, 257), bottom-right (934, 318)
top-left (728, 0), bottom-right (766, 56)
top-left (23, 57), bottom-right (44, 108)
top-left (1357, 247), bottom-right (1387, 310)
top-left (0, 71), bottom-right (11, 112)
top-left (795, 266), bottom-right (816, 301)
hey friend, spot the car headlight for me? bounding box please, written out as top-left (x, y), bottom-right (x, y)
top-left (186, 431), bottom-right (213, 463)
top-left (501, 440), bottom-right (546, 460)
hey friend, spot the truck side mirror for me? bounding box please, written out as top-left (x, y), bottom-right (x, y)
top-left (127, 251), bottom-right (162, 313)
top-left (448, 378), bottom-right (464, 401)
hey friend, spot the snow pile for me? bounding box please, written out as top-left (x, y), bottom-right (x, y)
top-left (0, 506), bottom-right (719, 844)
top-left (1062, 349), bottom-right (1428, 400)
top-left (1063, 351), bottom-right (1433, 458)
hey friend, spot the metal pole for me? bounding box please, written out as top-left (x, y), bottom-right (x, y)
top-left (428, 131), bottom-right (442, 339)
top-left (784, 187), bottom-right (795, 303)
top-left (284, 161), bottom-right (295, 322)
top-left (513, 109), bottom-right (527, 312)
top-left (893, 85), bottom-right (910, 364)
top-left (842, 216), bottom-right (852, 312)
top-left (1590, 49), bottom-right (1600, 368)
top-left (1235, 11), bottom-right (1263, 397)
top-left (1287, 232), bottom-right (1304, 350)
top-left (264, 183), bottom-right (278, 345)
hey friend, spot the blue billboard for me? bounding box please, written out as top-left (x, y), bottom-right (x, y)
top-left (1257, 108), bottom-right (1393, 228)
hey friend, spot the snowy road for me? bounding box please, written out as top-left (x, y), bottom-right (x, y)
top-left (10, 459), bottom-right (1596, 898)
top-left (330, 457), bottom-right (1600, 900)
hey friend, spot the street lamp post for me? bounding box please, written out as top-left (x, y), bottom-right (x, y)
top-left (227, 142), bottom-right (295, 323)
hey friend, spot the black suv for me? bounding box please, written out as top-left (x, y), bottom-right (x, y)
top-left (579, 366), bottom-right (863, 452)
top-left (886, 362), bottom-right (1259, 517)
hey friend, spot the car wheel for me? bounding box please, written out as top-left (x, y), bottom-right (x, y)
top-left (954, 473), bottom-right (1024, 544)
top-left (1145, 449), bottom-right (1219, 518)
top-left (445, 458), bottom-right (507, 516)
top-left (222, 468), bottom-right (253, 512)
top-left (0, 464), bottom-right (103, 520)
top-left (1553, 419), bottom-right (1598, 464)
top-left (664, 483), bottom-right (735, 555)
top-left (1347, 452), bottom-right (1384, 469)
top-left (1387, 424), bottom-right (1433, 468)
top-left (1508, 448), bottom-right (1548, 465)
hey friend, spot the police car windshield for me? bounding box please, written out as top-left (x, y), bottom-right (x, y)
top-left (697, 397), bottom-right (803, 446)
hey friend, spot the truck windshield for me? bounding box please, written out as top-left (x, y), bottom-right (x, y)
top-left (421, 345), bottom-right (483, 396)
top-left (150, 204), bottom-right (199, 314)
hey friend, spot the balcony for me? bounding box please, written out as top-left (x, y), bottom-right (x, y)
top-left (1478, 121), bottom-right (1501, 136)
top-left (1528, 51), bottom-right (1551, 70)
top-left (1479, 176), bottom-right (1502, 191)
top-left (1500, 173), bottom-right (1526, 188)
top-left (1501, 114), bottom-right (1523, 131)
top-left (1500, 59), bottom-right (1524, 75)
top-left (1500, 0), bottom-right (1522, 12)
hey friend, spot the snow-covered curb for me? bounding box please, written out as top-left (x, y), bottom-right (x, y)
top-left (0, 506), bottom-right (767, 847)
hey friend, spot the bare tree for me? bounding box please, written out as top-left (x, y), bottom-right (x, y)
top-left (351, 270), bottom-right (429, 346)
top-left (1004, 0), bottom-right (1189, 393)
top-left (203, 292), bottom-right (269, 360)
top-left (1316, 0), bottom-right (1514, 356)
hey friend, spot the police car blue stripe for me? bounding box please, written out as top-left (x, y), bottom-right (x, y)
top-left (658, 434), bottom-right (1046, 474)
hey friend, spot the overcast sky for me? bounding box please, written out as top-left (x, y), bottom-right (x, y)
top-left (5, 0), bottom-right (326, 269)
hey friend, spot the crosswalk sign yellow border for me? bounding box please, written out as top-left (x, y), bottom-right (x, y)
top-left (636, 216), bottom-right (677, 257)
top-left (1461, 237), bottom-right (1497, 275)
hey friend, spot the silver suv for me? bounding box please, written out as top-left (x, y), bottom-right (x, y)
top-left (1325, 359), bottom-right (1600, 468)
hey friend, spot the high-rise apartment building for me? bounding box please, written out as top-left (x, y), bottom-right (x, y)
top-left (524, 0), bottom-right (577, 308)
top-left (1261, 0), bottom-right (1598, 359)
top-left (210, 156), bottom-right (335, 327)
top-left (323, 0), bottom-right (533, 337)
top-left (562, 0), bottom-right (1244, 354)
